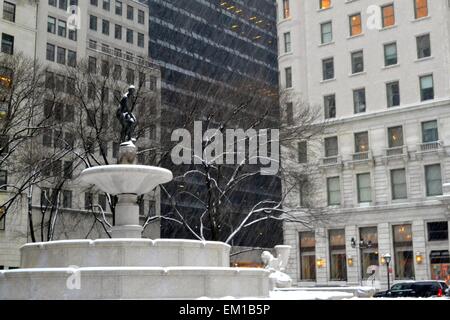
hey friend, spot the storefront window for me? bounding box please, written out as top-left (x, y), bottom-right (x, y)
top-left (430, 251), bottom-right (450, 282)
top-left (299, 231), bottom-right (316, 281)
top-left (360, 227), bottom-right (379, 280)
top-left (393, 225), bottom-right (415, 280)
top-left (329, 229), bottom-right (347, 281)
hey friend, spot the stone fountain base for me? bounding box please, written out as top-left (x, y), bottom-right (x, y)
top-left (0, 239), bottom-right (270, 300)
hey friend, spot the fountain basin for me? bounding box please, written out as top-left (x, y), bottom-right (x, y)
top-left (79, 165), bottom-right (173, 195)
top-left (21, 239), bottom-right (231, 268)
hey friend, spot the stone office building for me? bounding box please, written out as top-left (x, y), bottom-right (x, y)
top-left (277, 0), bottom-right (450, 288)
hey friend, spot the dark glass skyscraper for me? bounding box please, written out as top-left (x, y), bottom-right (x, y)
top-left (144, 0), bottom-right (282, 247)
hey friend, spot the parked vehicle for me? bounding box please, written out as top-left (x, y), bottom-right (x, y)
top-left (374, 281), bottom-right (448, 298)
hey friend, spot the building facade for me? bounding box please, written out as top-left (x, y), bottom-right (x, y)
top-left (278, 0), bottom-right (450, 288)
top-left (0, 0), bottom-right (161, 267)
top-left (146, 0), bottom-right (283, 248)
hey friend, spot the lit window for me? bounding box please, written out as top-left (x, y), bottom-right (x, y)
top-left (349, 13), bottom-right (362, 36)
top-left (388, 126), bottom-right (404, 149)
top-left (414, 0), bottom-right (428, 19)
top-left (382, 4), bottom-right (395, 27)
top-left (320, 0), bottom-right (331, 10)
top-left (393, 225), bottom-right (415, 280)
top-left (329, 229), bottom-right (347, 281)
top-left (355, 132), bottom-right (369, 153)
top-left (299, 232), bottom-right (316, 281)
top-left (282, 0), bottom-right (290, 19)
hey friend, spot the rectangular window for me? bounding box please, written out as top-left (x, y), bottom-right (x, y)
top-left (329, 229), bottom-right (347, 281)
top-left (416, 34), bottom-right (431, 59)
top-left (353, 88), bottom-right (366, 113)
top-left (321, 21), bottom-right (332, 44)
top-left (0, 206), bottom-right (5, 230)
top-left (427, 222), bottom-right (449, 241)
top-left (359, 227), bottom-right (379, 280)
top-left (62, 190), bottom-right (72, 208)
top-left (115, 0), bottom-right (122, 15)
top-left (286, 102), bottom-right (293, 125)
top-left (349, 13), bottom-right (362, 36)
top-left (68, 50), bottom-right (77, 68)
top-left (324, 94), bottom-right (336, 119)
top-left (420, 74), bottom-right (434, 101)
top-left (298, 141), bottom-right (307, 163)
top-left (58, 20), bottom-right (67, 37)
top-left (299, 232), bottom-right (316, 281)
top-left (127, 5), bottom-right (134, 20)
top-left (1, 34), bottom-right (14, 55)
top-left (325, 136), bottom-right (338, 157)
top-left (355, 132), bottom-right (369, 153)
top-left (69, 29), bottom-right (77, 41)
top-left (422, 120), bottom-right (438, 143)
top-left (88, 56), bottom-right (97, 73)
top-left (115, 25), bottom-right (122, 40)
top-left (57, 47), bottom-right (66, 65)
top-left (283, 32), bottom-right (291, 53)
top-left (89, 15), bottom-right (97, 31)
top-left (388, 126), bottom-right (404, 148)
top-left (282, 0), bottom-right (290, 19)
top-left (84, 192), bottom-right (93, 210)
top-left (322, 58), bottom-right (334, 80)
top-left (126, 29), bottom-right (133, 44)
top-left (351, 50), bottom-right (364, 74)
top-left (382, 4), bottom-right (395, 27)
top-left (414, 0), bottom-right (428, 19)
top-left (138, 10), bottom-right (145, 24)
top-left (46, 43), bottom-right (55, 61)
top-left (357, 173), bottom-right (372, 203)
top-left (327, 177), bottom-right (341, 206)
top-left (393, 225), bottom-right (415, 280)
top-left (63, 161), bottom-right (73, 179)
top-left (320, 0), bottom-right (331, 10)
top-left (425, 164), bottom-right (443, 196)
top-left (59, 0), bottom-right (67, 10)
top-left (384, 42), bottom-right (398, 66)
top-left (47, 16), bottom-right (56, 33)
top-left (102, 0), bottom-right (110, 11)
top-left (98, 194), bottom-right (107, 211)
top-left (386, 81), bottom-right (400, 107)
top-left (391, 169), bottom-right (407, 200)
top-left (285, 67), bottom-right (292, 88)
top-left (138, 33), bottom-right (145, 48)
top-left (0, 170), bottom-right (7, 190)
top-left (3, 2), bottom-right (16, 22)
top-left (102, 19), bottom-right (110, 35)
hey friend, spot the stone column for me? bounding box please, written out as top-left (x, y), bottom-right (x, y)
top-left (345, 225), bottom-right (359, 286)
top-left (412, 220), bottom-right (428, 280)
top-left (315, 228), bottom-right (328, 285)
top-left (377, 222), bottom-right (391, 290)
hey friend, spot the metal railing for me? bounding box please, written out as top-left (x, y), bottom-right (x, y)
top-left (419, 141), bottom-right (442, 152)
top-left (352, 151), bottom-right (370, 161)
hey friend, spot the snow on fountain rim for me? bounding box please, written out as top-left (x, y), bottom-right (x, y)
top-left (79, 165), bottom-right (173, 195)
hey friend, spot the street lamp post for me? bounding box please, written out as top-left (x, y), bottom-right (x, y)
top-left (351, 238), bottom-right (372, 286)
top-left (383, 253), bottom-right (392, 291)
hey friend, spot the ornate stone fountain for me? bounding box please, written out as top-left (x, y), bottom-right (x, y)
top-left (0, 89), bottom-right (270, 299)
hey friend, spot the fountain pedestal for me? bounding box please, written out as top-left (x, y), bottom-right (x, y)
top-left (111, 194), bottom-right (142, 238)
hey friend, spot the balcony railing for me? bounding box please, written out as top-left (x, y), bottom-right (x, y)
top-left (419, 141), bottom-right (442, 152)
top-left (386, 146), bottom-right (406, 157)
top-left (352, 151), bottom-right (370, 161)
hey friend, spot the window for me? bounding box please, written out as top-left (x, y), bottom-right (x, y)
top-left (353, 88), bottom-right (366, 113)
top-left (0, 170), bottom-right (7, 190)
top-left (420, 75), bottom-right (434, 101)
top-left (68, 50), bottom-right (77, 67)
top-left (286, 102), bottom-right (293, 125)
top-left (90, 0), bottom-right (98, 6)
top-left (126, 29), bottom-right (133, 44)
top-left (416, 34), bottom-right (431, 59)
top-left (381, 4), bottom-right (395, 27)
top-left (113, 64), bottom-right (122, 80)
top-left (321, 22), bottom-right (332, 44)
top-left (127, 5), bottom-right (134, 20)
top-left (0, 206), bottom-right (5, 230)
top-left (324, 94), bottom-right (336, 119)
top-left (349, 13), bottom-right (362, 36)
top-left (329, 229), bottom-right (347, 281)
top-left (57, 47), bottom-right (66, 65)
top-left (428, 222), bottom-right (448, 241)
top-left (126, 68), bottom-right (135, 85)
top-left (88, 56), bottom-right (97, 73)
top-left (115, 24), bottom-right (122, 40)
top-left (283, 32), bottom-right (291, 53)
top-left (59, 0), bottom-right (67, 10)
top-left (101, 60), bottom-right (109, 77)
top-left (1, 34), bottom-right (14, 55)
top-left (327, 177), bottom-right (341, 206)
top-left (384, 42), bottom-right (397, 66)
top-left (355, 132), bottom-right (369, 153)
top-left (282, 0), bottom-right (290, 19)
top-left (63, 161), bottom-right (73, 179)
top-left (299, 232), bottom-right (316, 281)
top-left (351, 50), bottom-right (364, 74)
top-left (357, 173), bottom-right (372, 203)
top-left (3, 2), bottom-right (16, 22)
top-left (68, 28), bottom-right (77, 41)
top-left (298, 141), bottom-right (307, 163)
top-left (46, 43), bottom-right (55, 61)
top-left (89, 15), bottom-right (97, 31)
top-left (138, 10), bottom-right (145, 24)
top-left (102, 0), bottom-right (110, 11)
top-left (47, 16), bottom-right (56, 33)
top-left (45, 71), bottom-right (55, 89)
top-left (49, 0), bottom-right (57, 6)
top-left (138, 33), bottom-right (145, 48)
top-left (320, 0), bottom-right (331, 10)
top-left (102, 19), bottom-right (110, 35)
top-left (393, 225), bottom-right (415, 280)
top-left (98, 194), bottom-right (107, 210)
top-left (62, 190), bottom-right (72, 208)
top-left (388, 126), bottom-right (404, 148)
top-left (429, 251), bottom-right (450, 280)
top-left (0, 135), bottom-right (8, 155)
top-left (359, 227), bottom-right (379, 280)
top-left (325, 136), bottom-right (338, 158)
top-left (322, 58), bottom-right (334, 80)
top-left (84, 192), bottom-right (93, 210)
top-left (285, 67), bottom-right (292, 88)
top-left (422, 120), bottom-right (438, 143)
top-left (391, 169), bottom-right (407, 200)
top-left (58, 20), bottom-right (67, 37)
top-left (425, 164), bottom-right (442, 196)
top-left (386, 81), bottom-right (400, 107)
top-left (115, 0), bottom-right (122, 15)
top-left (414, 0), bottom-right (428, 19)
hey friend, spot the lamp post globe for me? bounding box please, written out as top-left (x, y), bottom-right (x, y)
top-left (383, 253), bottom-right (392, 290)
